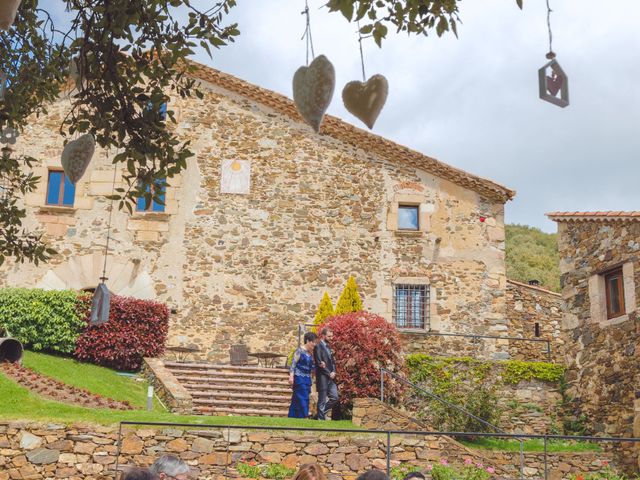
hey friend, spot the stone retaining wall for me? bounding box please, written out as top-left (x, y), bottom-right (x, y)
top-left (142, 357), bottom-right (193, 414)
top-left (0, 417), bottom-right (615, 480)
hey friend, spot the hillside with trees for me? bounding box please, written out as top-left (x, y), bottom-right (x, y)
top-left (505, 224), bottom-right (560, 292)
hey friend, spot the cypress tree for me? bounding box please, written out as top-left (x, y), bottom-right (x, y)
top-left (335, 276), bottom-right (363, 314)
top-left (313, 292), bottom-right (335, 327)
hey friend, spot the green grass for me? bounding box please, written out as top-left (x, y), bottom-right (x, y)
top-left (460, 437), bottom-right (601, 453)
top-left (0, 351), bottom-right (354, 430)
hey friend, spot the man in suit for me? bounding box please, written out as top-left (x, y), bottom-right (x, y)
top-left (314, 327), bottom-right (339, 420)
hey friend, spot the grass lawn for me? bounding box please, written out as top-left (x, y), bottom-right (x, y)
top-left (0, 350), bottom-right (354, 430)
top-left (460, 437), bottom-right (601, 453)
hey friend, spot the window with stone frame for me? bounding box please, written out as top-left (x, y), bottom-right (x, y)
top-left (136, 179), bottom-right (166, 213)
top-left (45, 170), bottom-right (76, 207)
top-left (394, 284), bottom-right (429, 329)
top-left (604, 267), bottom-right (625, 319)
top-left (398, 204), bottom-right (419, 230)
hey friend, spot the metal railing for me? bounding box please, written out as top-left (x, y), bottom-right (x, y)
top-left (420, 331), bottom-right (552, 361)
top-left (380, 368), bottom-right (526, 479)
top-left (113, 420), bottom-right (640, 480)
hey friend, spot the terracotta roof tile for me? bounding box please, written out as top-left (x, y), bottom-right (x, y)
top-left (187, 61), bottom-right (516, 204)
top-left (546, 211), bottom-right (640, 222)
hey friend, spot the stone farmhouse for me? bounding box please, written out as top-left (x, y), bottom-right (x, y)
top-left (0, 61), bottom-right (562, 362)
top-left (547, 211), bottom-right (640, 469)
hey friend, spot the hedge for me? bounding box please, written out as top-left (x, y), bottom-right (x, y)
top-left (74, 294), bottom-right (169, 371)
top-left (0, 288), bottom-right (89, 354)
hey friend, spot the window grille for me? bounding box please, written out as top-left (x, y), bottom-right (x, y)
top-left (394, 284), bottom-right (429, 329)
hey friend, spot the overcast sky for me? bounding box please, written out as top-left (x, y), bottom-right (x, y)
top-left (45, 1), bottom-right (640, 232)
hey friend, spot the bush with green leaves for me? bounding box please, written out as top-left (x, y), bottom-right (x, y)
top-left (235, 463), bottom-right (296, 480)
top-left (569, 465), bottom-right (640, 480)
top-left (0, 288), bottom-right (89, 353)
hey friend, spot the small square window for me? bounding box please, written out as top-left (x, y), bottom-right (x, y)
top-left (394, 284), bottom-right (429, 329)
top-left (46, 170), bottom-right (76, 207)
top-left (398, 205), bottom-right (419, 230)
top-left (136, 180), bottom-right (166, 213)
top-left (604, 268), bottom-right (625, 319)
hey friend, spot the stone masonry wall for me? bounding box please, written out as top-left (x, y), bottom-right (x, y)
top-left (555, 219), bottom-right (640, 470)
top-left (0, 418), bottom-right (615, 480)
top-left (506, 280), bottom-right (564, 362)
top-left (0, 77), bottom-right (509, 363)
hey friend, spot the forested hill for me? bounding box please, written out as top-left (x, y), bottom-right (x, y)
top-left (505, 224), bottom-right (560, 292)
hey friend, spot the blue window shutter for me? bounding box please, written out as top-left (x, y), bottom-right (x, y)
top-left (159, 102), bottom-right (167, 121)
top-left (62, 175), bottom-right (76, 206)
top-left (152, 180), bottom-right (166, 212)
top-left (46, 171), bottom-right (63, 205)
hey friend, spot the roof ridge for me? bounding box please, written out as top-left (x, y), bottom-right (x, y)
top-left (186, 60), bottom-right (515, 204)
top-left (547, 211), bottom-right (640, 221)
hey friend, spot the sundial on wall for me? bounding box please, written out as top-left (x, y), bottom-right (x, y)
top-left (220, 159), bottom-right (251, 195)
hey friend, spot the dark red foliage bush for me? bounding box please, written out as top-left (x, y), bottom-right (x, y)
top-left (320, 311), bottom-right (406, 413)
top-left (74, 295), bottom-right (169, 371)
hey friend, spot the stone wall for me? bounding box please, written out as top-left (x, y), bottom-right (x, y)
top-left (0, 419), bottom-right (616, 480)
top-left (552, 217), bottom-right (640, 470)
top-left (401, 281), bottom-right (563, 362)
top-left (0, 70), bottom-right (510, 363)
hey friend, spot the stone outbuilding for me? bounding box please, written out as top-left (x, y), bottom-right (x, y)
top-left (547, 211), bottom-right (640, 470)
top-left (1, 62), bottom-right (521, 361)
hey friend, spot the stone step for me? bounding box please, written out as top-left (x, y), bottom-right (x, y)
top-left (183, 384), bottom-right (292, 395)
top-left (194, 406), bottom-right (289, 417)
top-left (168, 368), bottom-right (288, 381)
top-left (164, 362), bottom-right (288, 374)
top-left (192, 398), bottom-right (289, 409)
top-left (172, 375), bottom-right (289, 387)
top-left (190, 391), bottom-right (291, 401)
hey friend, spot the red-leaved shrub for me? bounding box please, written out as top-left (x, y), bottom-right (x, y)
top-left (74, 295), bottom-right (170, 371)
top-left (320, 311), bottom-right (405, 413)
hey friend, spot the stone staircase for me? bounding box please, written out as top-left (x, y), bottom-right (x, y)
top-left (163, 361), bottom-right (291, 417)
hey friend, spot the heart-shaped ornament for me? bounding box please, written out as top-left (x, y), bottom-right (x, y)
top-left (342, 74), bottom-right (389, 129)
top-left (546, 74), bottom-right (563, 97)
top-left (61, 133), bottom-right (96, 185)
top-left (0, 0), bottom-right (22, 31)
top-left (292, 55), bottom-right (335, 133)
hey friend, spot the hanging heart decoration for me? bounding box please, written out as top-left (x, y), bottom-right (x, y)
top-left (292, 55), bottom-right (335, 133)
top-left (61, 133), bottom-right (96, 185)
top-left (0, 127), bottom-right (18, 145)
top-left (342, 74), bottom-right (389, 130)
top-left (0, 0), bottom-right (22, 31)
top-left (546, 73), bottom-right (563, 97)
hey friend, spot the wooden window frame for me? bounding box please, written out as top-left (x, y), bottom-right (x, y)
top-left (45, 169), bottom-right (75, 207)
top-left (604, 267), bottom-right (625, 319)
top-left (397, 204), bottom-right (420, 231)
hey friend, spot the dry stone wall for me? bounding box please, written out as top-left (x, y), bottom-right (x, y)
top-left (0, 418), bottom-right (615, 480)
top-left (554, 219), bottom-right (640, 470)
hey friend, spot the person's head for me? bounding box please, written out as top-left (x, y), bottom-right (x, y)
top-left (303, 332), bottom-right (318, 348)
top-left (319, 328), bottom-right (333, 342)
top-left (356, 470), bottom-right (390, 480)
top-left (293, 463), bottom-right (327, 480)
top-left (122, 467), bottom-right (158, 480)
top-left (403, 472), bottom-right (426, 480)
top-left (149, 455), bottom-right (190, 480)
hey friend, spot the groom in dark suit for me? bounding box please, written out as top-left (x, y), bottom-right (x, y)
top-left (314, 327), bottom-right (339, 420)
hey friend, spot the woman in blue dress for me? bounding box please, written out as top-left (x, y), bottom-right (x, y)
top-left (288, 331), bottom-right (318, 418)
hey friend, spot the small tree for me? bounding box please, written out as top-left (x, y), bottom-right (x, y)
top-left (313, 292), bottom-right (335, 328)
top-left (335, 276), bottom-right (363, 314)
top-left (320, 311), bottom-right (405, 416)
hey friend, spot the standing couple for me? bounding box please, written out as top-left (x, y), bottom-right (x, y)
top-left (288, 328), bottom-right (339, 420)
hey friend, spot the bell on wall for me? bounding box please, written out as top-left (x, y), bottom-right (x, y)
top-left (538, 53), bottom-right (569, 108)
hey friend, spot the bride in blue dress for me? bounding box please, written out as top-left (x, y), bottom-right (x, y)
top-left (288, 331), bottom-right (318, 418)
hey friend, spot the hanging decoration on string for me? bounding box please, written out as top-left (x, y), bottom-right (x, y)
top-left (89, 163), bottom-right (117, 326)
top-left (0, 0), bottom-right (22, 31)
top-left (0, 127), bottom-right (18, 145)
top-left (292, 1), bottom-right (335, 133)
top-left (61, 132), bottom-right (95, 184)
top-left (342, 22), bottom-right (389, 130)
top-left (538, 0), bottom-right (568, 108)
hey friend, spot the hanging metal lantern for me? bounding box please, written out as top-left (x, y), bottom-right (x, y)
top-left (538, 54), bottom-right (569, 108)
top-left (90, 283), bottom-right (111, 326)
top-left (0, 0), bottom-right (22, 31)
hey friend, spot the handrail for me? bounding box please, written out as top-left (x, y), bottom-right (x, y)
top-left (116, 420), bottom-right (640, 480)
top-left (380, 367), bottom-right (526, 479)
top-left (421, 331), bottom-right (552, 361)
